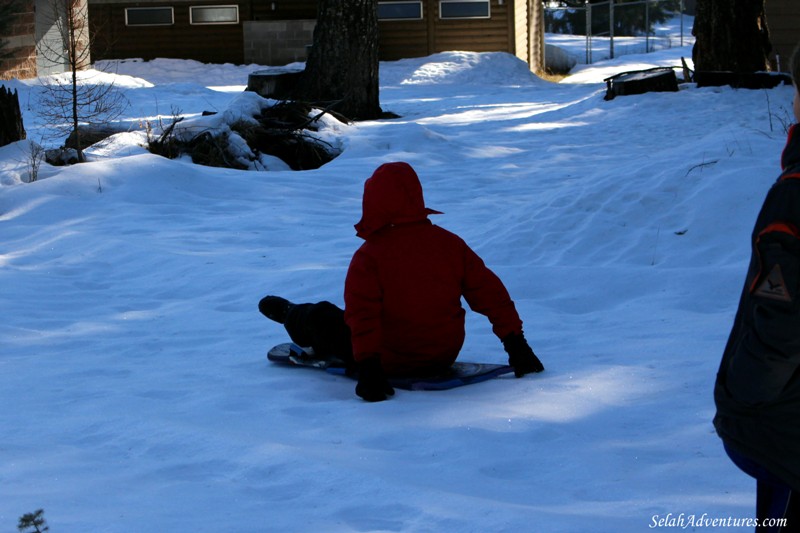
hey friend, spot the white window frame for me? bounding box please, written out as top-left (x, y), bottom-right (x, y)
top-left (189, 5), bottom-right (240, 25)
top-left (378, 1), bottom-right (423, 21)
top-left (439, 0), bottom-right (491, 20)
top-left (125, 7), bottom-right (175, 27)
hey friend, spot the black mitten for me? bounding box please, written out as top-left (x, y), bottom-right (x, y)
top-left (502, 332), bottom-right (544, 377)
top-left (355, 356), bottom-right (395, 402)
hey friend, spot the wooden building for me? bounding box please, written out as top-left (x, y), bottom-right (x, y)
top-left (377, 0), bottom-right (529, 61)
top-left (765, 0), bottom-right (800, 72)
top-left (89, 0), bottom-right (260, 65)
top-left (87, 0), bottom-right (534, 67)
top-left (1, 0), bottom-right (90, 80)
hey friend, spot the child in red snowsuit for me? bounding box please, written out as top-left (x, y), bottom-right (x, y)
top-left (260, 162), bottom-right (543, 401)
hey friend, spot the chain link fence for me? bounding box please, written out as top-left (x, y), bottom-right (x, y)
top-left (545, 0), bottom-right (688, 64)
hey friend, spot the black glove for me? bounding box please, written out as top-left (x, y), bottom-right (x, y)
top-left (502, 332), bottom-right (544, 377)
top-left (355, 356), bottom-right (395, 402)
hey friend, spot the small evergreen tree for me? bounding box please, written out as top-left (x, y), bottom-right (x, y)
top-left (0, 86), bottom-right (26, 147)
top-left (18, 509), bottom-right (49, 533)
top-left (0, 1), bottom-right (27, 146)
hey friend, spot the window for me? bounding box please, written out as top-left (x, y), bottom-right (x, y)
top-left (190, 5), bottom-right (239, 25)
top-left (378, 1), bottom-right (423, 21)
top-left (439, 0), bottom-right (490, 19)
top-left (125, 7), bottom-right (174, 26)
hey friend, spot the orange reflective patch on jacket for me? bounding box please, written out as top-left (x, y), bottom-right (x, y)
top-left (753, 264), bottom-right (792, 302)
top-left (761, 221), bottom-right (800, 236)
top-left (749, 222), bottom-right (800, 301)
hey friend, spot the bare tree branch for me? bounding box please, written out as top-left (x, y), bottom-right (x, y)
top-left (35, 0), bottom-right (128, 161)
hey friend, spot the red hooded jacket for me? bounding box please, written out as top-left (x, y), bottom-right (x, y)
top-left (343, 162), bottom-right (523, 376)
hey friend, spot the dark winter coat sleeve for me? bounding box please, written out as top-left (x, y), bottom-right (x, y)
top-left (461, 244), bottom-right (523, 340)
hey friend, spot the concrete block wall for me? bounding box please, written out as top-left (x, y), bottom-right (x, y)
top-left (243, 19), bottom-right (316, 67)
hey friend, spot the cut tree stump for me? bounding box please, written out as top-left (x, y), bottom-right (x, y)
top-left (604, 67), bottom-right (679, 101)
top-left (246, 69), bottom-right (304, 100)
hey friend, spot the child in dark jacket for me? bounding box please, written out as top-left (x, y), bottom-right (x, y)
top-left (713, 45), bottom-right (800, 531)
top-left (260, 161), bottom-right (543, 401)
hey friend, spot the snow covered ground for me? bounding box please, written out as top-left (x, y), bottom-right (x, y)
top-left (2, 22), bottom-right (797, 532)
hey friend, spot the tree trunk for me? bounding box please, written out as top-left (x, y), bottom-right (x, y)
top-left (0, 85), bottom-right (26, 147)
top-left (296, 0), bottom-right (381, 121)
top-left (692, 0), bottom-right (771, 72)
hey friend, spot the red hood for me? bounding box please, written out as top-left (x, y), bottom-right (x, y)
top-left (354, 162), bottom-right (442, 239)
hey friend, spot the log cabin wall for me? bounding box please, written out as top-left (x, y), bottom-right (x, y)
top-left (90, 0), bottom-right (251, 63)
top-left (250, 0), bottom-right (316, 21)
top-left (432, 0), bottom-right (513, 55)
top-left (765, 0), bottom-right (800, 72)
top-left (512, 0), bottom-right (528, 64)
top-left (2, 0), bottom-right (93, 80)
top-left (378, 0), bottom-right (517, 61)
top-left (0, 0), bottom-right (37, 80)
top-left (89, 0), bottom-right (524, 67)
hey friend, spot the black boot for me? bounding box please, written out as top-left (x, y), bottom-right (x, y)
top-left (258, 295), bottom-right (293, 324)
